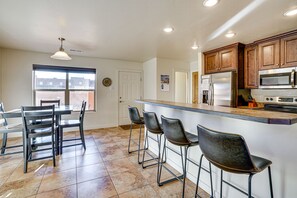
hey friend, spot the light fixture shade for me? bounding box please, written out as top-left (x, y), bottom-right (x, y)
top-left (51, 37), bottom-right (72, 60)
top-left (51, 50), bottom-right (72, 60)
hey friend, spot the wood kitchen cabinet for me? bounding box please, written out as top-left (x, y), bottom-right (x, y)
top-left (204, 43), bottom-right (244, 74)
top-left (281, 34), bottom-right (297, 68)
top-left (258, 40), bottom-right (280, 70)
top-left (244, 45), bottom-right (258, 88)
top-left (258, 30), bottom-right (297, 70)
top-left (204, 52), bottom-right (219, 73)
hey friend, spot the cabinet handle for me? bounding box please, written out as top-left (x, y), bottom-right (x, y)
top-left (276, 63), bottom-right (279, 66)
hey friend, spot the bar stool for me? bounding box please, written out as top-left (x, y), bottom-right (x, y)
top-left (142, 111), bottom-right (168, 184)
top-left (160, 115), bottom-right (213, 198)
top-left (196, 125), bottom-right (274, 198)
top-left (127, 106), bottom-right (146, 164)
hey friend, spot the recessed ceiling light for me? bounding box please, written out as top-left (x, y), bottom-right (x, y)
top-left (284, 8), bottom-right (297, 16)
top-left (225, 32), bottom-right (236, 38)
top-left (192, 42), bottom-right (199, 50)
top-left (163, 27), bottom-right (174, 33)
top-left (203, 0), bottom-right (219, 7)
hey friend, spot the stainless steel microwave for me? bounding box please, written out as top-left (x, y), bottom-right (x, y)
top-left (259, 67), bottom-right (297, 89)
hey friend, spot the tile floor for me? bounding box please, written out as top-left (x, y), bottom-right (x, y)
top-left (0, 127), bottom-right (209, 198)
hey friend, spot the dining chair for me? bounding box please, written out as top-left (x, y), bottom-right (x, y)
top-left (0, 102), bottom-right (23, 156)
top-left (40, 99), bottom-right (60, 107)
top-left (21, 105), bottom-right (57, 173)
top-left (58, 101), bottom-right (86, 154)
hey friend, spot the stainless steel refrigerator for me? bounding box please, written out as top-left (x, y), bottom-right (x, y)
top-left (200, 71), bottom-right (236, 107)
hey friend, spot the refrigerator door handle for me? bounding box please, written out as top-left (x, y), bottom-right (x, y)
top-left (211, 83), bottom-right (214, 106)
top-left (208, 83), bottom-right (212, 105)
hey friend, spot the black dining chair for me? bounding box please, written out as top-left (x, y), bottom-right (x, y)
top-left (0, 102), bottom-right (23, 156)
top-left (21, 105), bottom-right (56, 173)
top-left (160, 116), bottom-right (213, 198)
top-left (58, 101), bottom-right (86, 154)
top-left (196, 125), bottom-right (274, 198)
top-left (40, 99), bottom-right (60, 107)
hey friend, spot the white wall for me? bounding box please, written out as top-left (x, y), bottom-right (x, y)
top-left (156, 58), bottom-right (189, 101)
top-left (0, 48), bottom-right (143, 129)
top-left (175, 72), bottom-right (187, 103)
top-left (143, 58), bottom-right (157, 100)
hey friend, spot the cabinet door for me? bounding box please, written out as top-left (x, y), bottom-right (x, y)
top-left (219, 47), bottom-right (237, 71)
top-left (258, 40), bottom-right (280, 70)
top-left (281, 34), bottom-right (297, 68)
top-left (204, 52), bottom-right (219, 74)
top-left (244, 46), bottom-right (258, 88)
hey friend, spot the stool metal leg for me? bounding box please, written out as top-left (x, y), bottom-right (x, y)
top-left (1, 133), bottom-right (8, 154)
top-left (248, 173), bottom-right (254, 198)
top-left (142, 131), bottom-right (160, 169)
top-left (137, 124), bottom-right (142, 164)
top-left (181, 146), bottom-right (189, 198)
top-left (220, 170), bottom-right (223, 198)
top-left (128, 122), bottom-right (133, 154)
top-left (268, 166), bottom-right (274, 198)
top-left (209, 162), bottom-right (214, 198)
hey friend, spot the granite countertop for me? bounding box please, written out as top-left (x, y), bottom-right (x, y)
top-left (136, 99), bottom-right (297, 125)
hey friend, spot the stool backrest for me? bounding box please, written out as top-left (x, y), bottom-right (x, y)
top-left (79, 101), bottom-right (87, 123)
top-left (197, 125), bottom-right (256, 173)
top-left (40, 99), bottom-right (60, 107)
top-left (161, 115), bottom-right (190, 146)
top-left (128, 107), bottom-right (142, 124)
top-left (143, 111), bottom-right (162, 134)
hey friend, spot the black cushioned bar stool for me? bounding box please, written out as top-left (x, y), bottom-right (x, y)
top-left (196, 125), bottom-right (274, 198)
top-left (128, 106), bottom-right (146, 164)
top-left (142, 111), bottom-right (167, 184)
top-left (160, 115), bottom-right (213, 198)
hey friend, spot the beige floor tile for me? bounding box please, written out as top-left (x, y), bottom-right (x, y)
top-left (76, 153), bottom-right (103, 167)
top-left (35, 184), bottom-right (77, 198)
top-left (104, 158), bottom-right (136, 175)
top-left (77, 177), bottom-right (117, 198)
top-left (110, 170), bottom-right (148, 194)
top-left (100, 148), bottom-right (128, 162)
top-left (38, 169), bottom-right (76, 193)
top-left (118, 185), bottom-right (160, 198)
top-left (45, 157), bottom-right (76, 174)
top-left (75, 145), bottom-right (99, 156)
top-left (7, 159), bottom-right (49, 182)
top-left (77, 163), bottom-right (108, 183)
top-left (0, 176), bottom-right (43, 198)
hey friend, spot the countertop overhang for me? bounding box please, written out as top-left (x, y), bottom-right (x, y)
top-left (136, 99), bottom-right (297, 125)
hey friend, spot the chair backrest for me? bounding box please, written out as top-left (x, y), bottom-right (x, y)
top-left (21, 105), bottom-right (55, 136)
top-left (143, 111), bottom-right (162, 134)
top-left (40, 99), bottom-right (60, 107)
top-left (197, 125), bottom-right (256, 173)
top-left (79, 101), bottom-right (87, 123)
top-left (161, 115), bottom-right (190, 146)
top-left (128, 106), bottom-right (142, 124)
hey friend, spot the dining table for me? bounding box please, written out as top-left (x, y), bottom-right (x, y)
top-left (0, 105), bottom-right (73, 155)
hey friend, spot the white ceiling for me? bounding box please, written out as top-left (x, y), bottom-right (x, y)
top-left (0, 0), bottom-right (296, 62)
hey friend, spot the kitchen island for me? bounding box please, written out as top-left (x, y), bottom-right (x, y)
top-left (137, 99), bottom-right (297, 198)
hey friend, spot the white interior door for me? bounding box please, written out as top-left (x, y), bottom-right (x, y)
top-left (118, 71), bottom-right (142, 125)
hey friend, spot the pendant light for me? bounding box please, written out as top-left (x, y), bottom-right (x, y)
top-left (51, 37), bottom-right (72, 60)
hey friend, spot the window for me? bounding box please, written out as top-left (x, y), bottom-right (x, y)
top-left (33, 65), bottom-right (96, 111)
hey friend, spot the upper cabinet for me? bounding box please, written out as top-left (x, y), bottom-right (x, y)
top-left (204, 52), bottom-right (219, 73)
top-left (258, 40), bottom-right (280, 70)
top-left (204, 43), bottom-right (244, 74)
top-left (257, 30), bottom-right (297, 70)
top-left (281, 34), bottom-right (297, 68)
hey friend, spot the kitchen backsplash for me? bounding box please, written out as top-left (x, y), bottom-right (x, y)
top-left (251, 89), bottom-right (297, 102)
